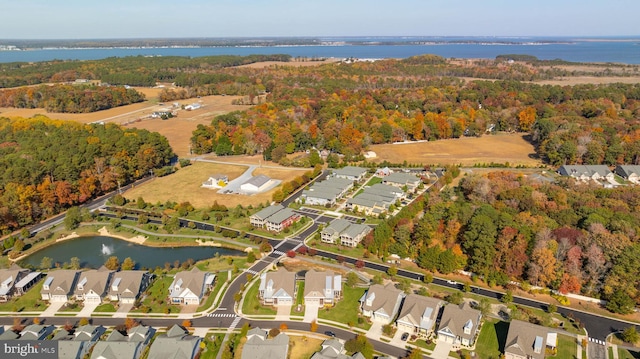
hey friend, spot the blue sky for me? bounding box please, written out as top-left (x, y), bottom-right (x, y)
top-left (1, 0), bottom-right (638, 39)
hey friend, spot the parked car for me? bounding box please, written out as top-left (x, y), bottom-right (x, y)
top-left (401, 332), bottom-right (409, 341)
top-left (324, 331), bottom-right (336, 337)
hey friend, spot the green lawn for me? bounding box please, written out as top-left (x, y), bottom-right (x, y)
top-left (242, 281), bottom-right (277, 316)
top-left (197, 271), bottom-right (229, 312)
top-left (58, 302), bottom-right (83, 312)
top-left (414, 339), bottom-right (436, 351)
top-left (291, 282), bottom-right (306, 316)
top-left (0, 280), bottom-right (46, 312)
top-left (130, 275), bottom-right (179, 314)
top-left (318, 286), bottom-right (370, 330)
top-left (200, 333), bottom-right (225, 359)
top-left (94, 303), bottom-right (117, 312)
top-left (555, 334), bottom-right (577, 359)
top-left (365, 177), bottom-right (383, 186)
top-left (618, 348), bottom-right (640, 359)
top-left (461, 319), bottom-right (507, 359)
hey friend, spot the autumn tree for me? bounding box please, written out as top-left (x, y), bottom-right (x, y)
top-left (104, 256), bottom-right (120, 271)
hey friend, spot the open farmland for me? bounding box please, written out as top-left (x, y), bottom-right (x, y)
top-left (369, 133), bottom-right (542, 167)
top-left (123, 161), bottom-right (308, 209)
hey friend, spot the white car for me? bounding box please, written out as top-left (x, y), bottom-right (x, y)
top-left (446, 280), bottom-right (458, 285)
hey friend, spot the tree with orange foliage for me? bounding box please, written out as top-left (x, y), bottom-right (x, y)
top-left (279, 323), bottom-right (288, 331)
top-left (181, 320), bottom-right (192, 328)
top-left (310, 320), bottom-right (318, 333)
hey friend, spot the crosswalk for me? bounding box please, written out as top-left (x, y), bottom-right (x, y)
top-left (272, 250), bottom-right (285, 256)
top-left (207, 313), bottom-right (237, 318)
top-left (229, 316), bottom-right (242, 331)
top-left (245, 269), bottom-right (258, 275)
top-left (588, 337), bottom-right (606, 345)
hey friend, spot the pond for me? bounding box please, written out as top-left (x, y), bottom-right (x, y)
top-left (19, 236), bottom-right (244, 269)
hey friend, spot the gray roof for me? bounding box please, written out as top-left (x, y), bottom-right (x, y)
top-left (341, 223), bottom-right (371, 239)
top-left (108, 270), bottom-right (149, 299)
top-left (304, 270), bottom-right (341, 299)
top-left (347, 197), bottom-right (387, 210)
top-left (396, 294), bottom-right (443, 331)
top-left (41, 270), bottom-right (79, 296)
top-left (0, 264), bottom-right (29, 296)
top-left (243, 175), bottom-right (271, 188)
top-left (148, 325), bottom-right (202, 359)
top-left (170, 267), bottom-right (213, 300)
top-left (615, 165), bottom-right (640, 178)
top-left (437, 303), bottom-right (482, 342)
top-left (260, 268), bottom-right (296, 300)
top-left (315, 177), bottom-right (354, 189)
top-left (303, 189), bottom-right (341, 201)
top-left (266, 208), bottom-right (297, 225)
top-left (505, 320), bottom-right (551, 359)
top-left (333, 166), bottom-right (368, 178)
top-left (323, 219), bottom-right (352, 236)
top-left (558, 165), bottom-right (612, 178)
top-left (241, 331), bottom-right (289, 359)
top-left (74, 266), bottom-right (114, 298)
top-left (252, 205), bottom-right (285, 220)
top-left (19, 324), bottom-right (54, 340)
top-left (384, 172), bottom-right (420, 185)
top-left (361, 283), bottom-right (404, 318)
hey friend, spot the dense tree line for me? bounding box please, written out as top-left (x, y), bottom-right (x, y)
top-left (0, 85), bottom-right (145, 113)
top-left (0, 116), bottom-right (174, 233)
top-left (364, 171), bottom-right (640, 313)
top-left (187, 58), bottom-right (640, 166)
top-left (0, 54), bottom-right (291, 88)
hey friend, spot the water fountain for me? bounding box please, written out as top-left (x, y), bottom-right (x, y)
top-left (101, 243), bottom-right (113, 256)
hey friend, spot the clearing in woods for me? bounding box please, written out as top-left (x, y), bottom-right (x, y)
top-left (369, 133), bottom-right (542, 167)
top-left (123, 161), bottom-right (309, 209)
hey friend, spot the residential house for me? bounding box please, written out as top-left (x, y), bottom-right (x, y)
top-left (615, 165), bottom-right (640, 183)
top-left (504, 320), bottom-right (556, 359)
top-left (382, 172), bottom-right (421, 190)
top-left (259, 268), bottom-right (296, 306)
top-left (168, 267), bottom-right (215, 305)
top-left (55, 325), bottom-right (106, 359)
top-left (0, 328), bottom-right (19, 340)
top-left (18, 324), bottom-right (55, 340)
top-left (74, 266), bottom-right (114, 304)
top-left (346, 185), bottom-right (399, 216)
top-left (301, 178), bottom-right (354, 206)
top-left (240, 175), bottom-right (273, 193)
top-left (304, 270), bottom-right (342, 306)
top-left (311, 338), bottom-right (366, 359)
top-left (332, 166), bottom-right (368, 182)
top-left (41, 270), bottom-right (79, 302)
top-left (251, 205), bottom-right (285, 229)
top-left (359, 283), bottom-right (405, 324)
top-left (396, 294), bottom-right (443, 337)
top-left (437, 302), bottom-right (482, 347)
top-left (241, 327), bottom-right (289, 359)
top-left (265, 208), bottom-right (300, 233)
top-left (0, 264), bottom-right (31, 302)
top-left (558, 165), bottom-right (614, 181)
top-left (90, 325), bottom-right (154, 359)
top-left (375, 167), bottom-right (391, 177)
top-left (108, 271), bottom-right (153, 304)
top-left (148, 324), bottom-right (202, 359)
top-left (201, 174), bottom-right (229, 188)
top-left (250, 205), bottom-right (301, 233)
top-left (321, 218), bottom-right (372, 248)
top-left (14, 270), bottom-right (43, 297)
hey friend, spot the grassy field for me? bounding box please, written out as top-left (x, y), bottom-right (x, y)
top-left (288, 336), bottom-right (323, 359)
top-left (369, 133), bottom-right (542, 167)
top-left (242, 281), bottom-right (277, 316)
top-left (123, 161), bottom-right (307, 209)
top-left (200, 333), bottom-right (226, 359)
top-left (618, 348), bottom-right (640, 359)
top-left (461, 319), bottom-right (508, 359)
top-left (0, 280), bottom-right (46, 312)
top-left (556, 334), bottom-right (578, 359)
top-left (130, 275), bottom-right (179, 314)
top-left (318, 286), bottom-right (370, 330)
top-left (197, 271), bottom-right (229, 312)
top-left (93, 303), bottom-right (117, 313)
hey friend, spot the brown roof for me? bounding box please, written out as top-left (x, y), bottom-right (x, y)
top-left (74, 266), bottom-right (114, 297)
top-left (505, 320), bottom-right (550, 359)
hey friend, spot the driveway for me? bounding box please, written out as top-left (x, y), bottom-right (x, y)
top-left (303, 302), bottom-right (319, 323)
top-left (365, 321), bottom-right (384, 340)
top-left (432, 340), bottom-right (453, 359)
top-left (113, 303), bottom-right (133, 318)
top-left (76, 301), bottom-right (101, 317)
top-left (390, 329), bottom-right (409, 348)
top-left (40, 301), bottom-right (66, 316)
top-left (275, 304), bottom-right (291, 321)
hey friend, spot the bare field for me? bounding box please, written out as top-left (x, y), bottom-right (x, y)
top-left (123, 161), bottom-right (305, 209)
top-left (534, 76), bottom-right (640, 86)
top-left (369, 133), bottom-right (541, 167)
